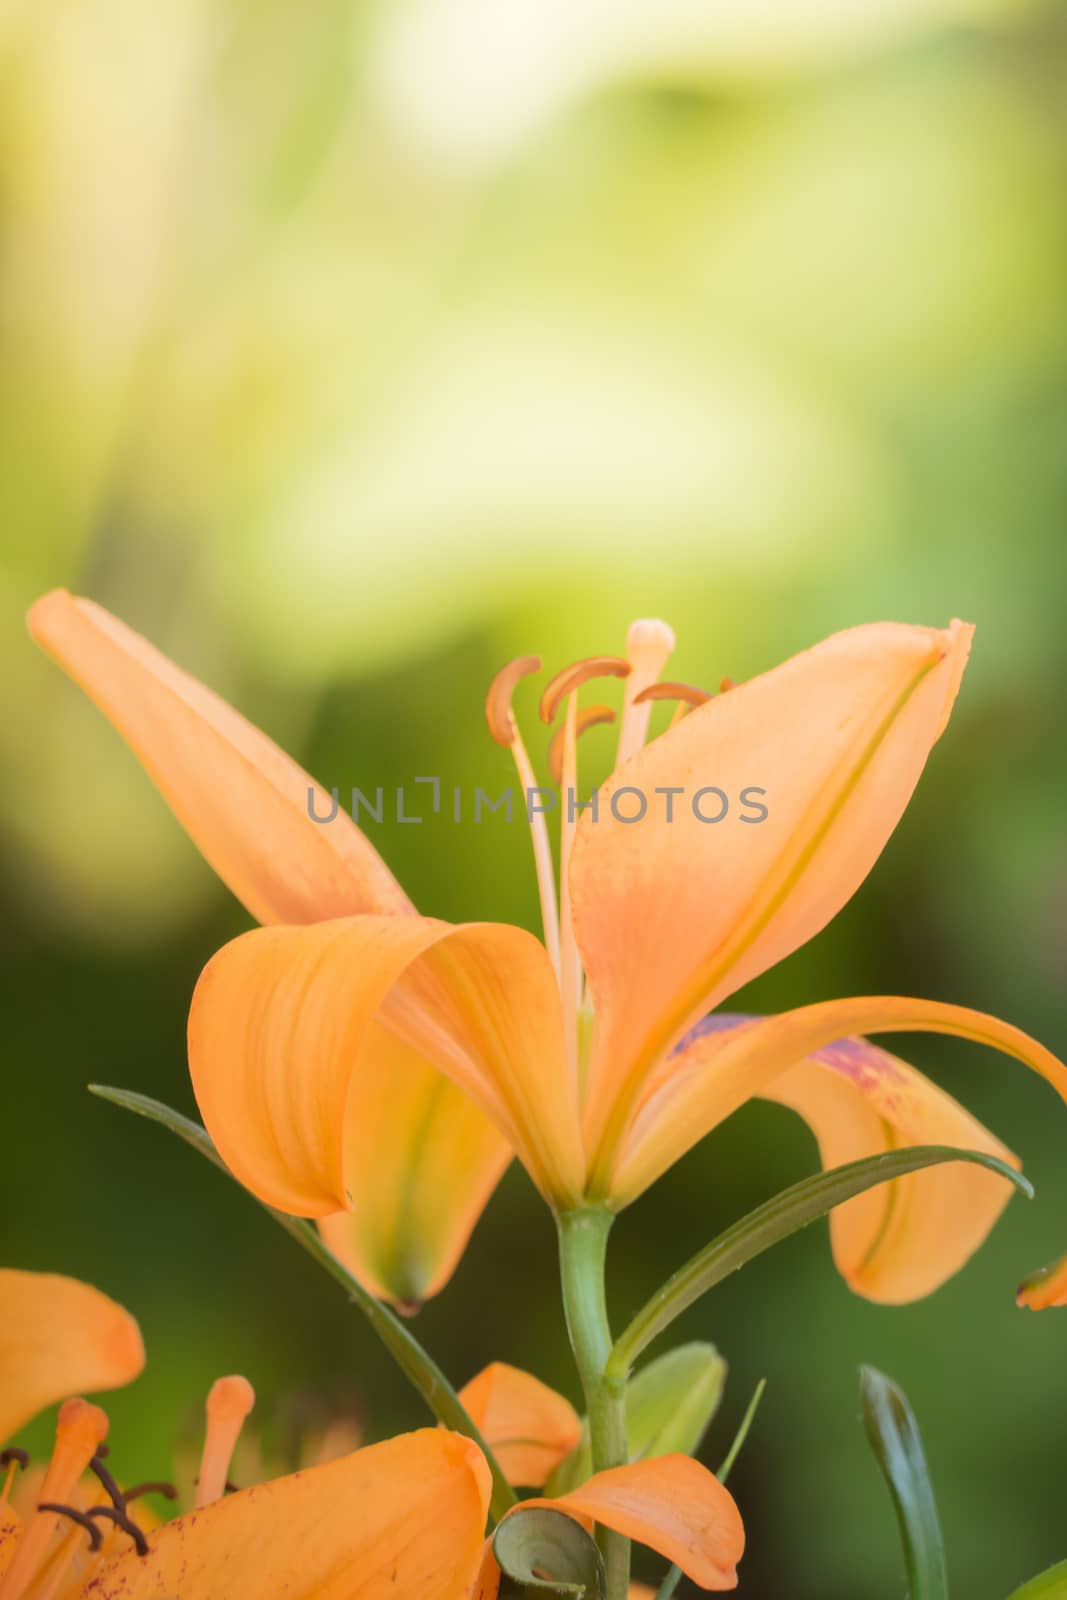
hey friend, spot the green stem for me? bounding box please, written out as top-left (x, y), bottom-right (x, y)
top-left (557, 1208), bottom-right (630, 1600)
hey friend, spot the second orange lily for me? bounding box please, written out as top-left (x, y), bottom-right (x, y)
top-left (30, 592), bottom-right (1067, 1305)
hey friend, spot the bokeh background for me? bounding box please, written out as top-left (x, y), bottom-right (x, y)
top-left (2, 0), bottom-right (1066, 1592)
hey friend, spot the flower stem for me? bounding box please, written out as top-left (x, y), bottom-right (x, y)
top-left (557, 1207), bottom-right (630, 1600)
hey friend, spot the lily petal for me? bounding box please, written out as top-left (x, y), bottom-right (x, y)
top-left (86, 1428), bottom-right (491, 1600)
top-left (0, 1508), bottom-right (18, 1583)
top-left (318, 1022), bottom-right (511, 1305)
top-left (526, 1455), bottom-right (744, 1591)
top-left (457, 1363), bottom-right (581, 1488)
top-left (187, 916), bottom-right (583, 1216)
top-left (572, 620), bottom-right (973, 1181)
top-left (760, 1033), bottom-right (1020, 1302)
top-left (613, 998), bottom-right (1066, 1214)
top-left (0, 1270), bottom-right (144, 1444)
top-left (27, 590), bottom-right (410, 924)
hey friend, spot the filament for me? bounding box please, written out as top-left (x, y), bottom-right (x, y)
top-left (486, 656), bottom-right (561, 977)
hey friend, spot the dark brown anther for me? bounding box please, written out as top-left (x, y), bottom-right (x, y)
top-left (225, 1479), bottom-right (239, 1494)
top-left (89, 1453), bottom-right (127, 1511)
top-left (0, 1448), bottom-right (29, 1470)
top-left (38, 1503), bottom-right (103, 1552)
top-left (87, 1505), bottom-right (150, 1557)
top-left (123, 1480), bottom-right (178, 1504)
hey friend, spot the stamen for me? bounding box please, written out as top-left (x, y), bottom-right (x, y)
top-left (632, 681), bottom-right (711, 711)
top-left (558, 694), bottom-right (583, 1086)
top-left (34, 1506), bottom-right (101, 1554)
top-left (122, 1481), bottom-right (178, 1504)
top-left (547, 705), bottom-right (616, 787)
top-left (88, 1454), bottom-right (126, 1511)
top-left (719, 675), bottom-right (736, 692)
top-left (484, 654), bottom-right (561, 976)
top-left (23, 1522), bottom-right (96, 1600)
top-left (0, 1400), bottom-right (109, 1600)
top-left (538, 656), bottom-right (630, 726)
top-left (1, 1450), bottom-right (28, 1506)
top-left (195, 1376), bottom-right (255, 1509)
top-left (485, 655), bottom-right (541, 747)
top-left (84, 1505), bottom-right (149, 1557)
top-left (616, 620), bottom-right (676, 767)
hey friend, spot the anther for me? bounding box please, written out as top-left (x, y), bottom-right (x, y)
top-left (719, 676), bottom-right (736, 692)
top-left (122, 1481), bottom-right (178, 1504)
top-left (89, 1453), bottom-right (127, 1511)
top-left (539, 657), bottom-right (630, 725)
top-left (485, 656), bottom-right (541, 746)
top-left (547, 705), bottom-right (616, 786)
top-left (0, 1449), bottom-right (29, 1471)
top-left (36, 1504), bottom-right (103, 1553)
top-left (86, 1505), bottom-right (149, 1557)
top-left (632, 681), bottom-right (711, 712)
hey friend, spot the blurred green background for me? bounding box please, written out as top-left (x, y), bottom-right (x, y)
top-left (2, 0), bottom-right (1066, 1593)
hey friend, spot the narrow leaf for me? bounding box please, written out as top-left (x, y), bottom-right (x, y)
top-left (88, 1084), bottom-right (516, 1520)
top-left (860, 1365), bottom-right (948, 1600)
top-left (716, 1376), bottom-right (766, 1485)
top-left (493, 1507), bottom-right (606, 1597)
top-left (608, 1146), bottom-right (1031, 1374)
top-left (653, 1376), bottom-right (766, 1600)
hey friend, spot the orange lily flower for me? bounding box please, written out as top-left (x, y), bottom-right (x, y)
top-left (459, 1362), bottom-right (743, 1592)
top-left (1, 1271), bottom-right (498, 1600)
top-left (0, 1283), bottom-right (741, 1598)
top-left (30, 593), bottom-right (1067, 1303)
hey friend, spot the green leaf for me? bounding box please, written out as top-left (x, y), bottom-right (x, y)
top-left (860, 1365), bottom-right (948, 1600)
top-left (88, 1084), bottom-right (517, 1522)
top-left (545, 1343), bottom-right (727, 1496)
top-left (493, 1508), bottom-right (606, 1597)
top-left (607, 1146), bottom-right (1032, 1375)
top-left (1006, 1561), bottom-right (1067, 1599)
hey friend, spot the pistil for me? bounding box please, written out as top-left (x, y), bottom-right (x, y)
top-left (615, 620), bottom-right (676, 767)
top-left (195, 1376), bottom-right (255, 1509)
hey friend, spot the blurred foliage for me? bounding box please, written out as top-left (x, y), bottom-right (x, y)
top-left (1, 1), bottom-right (1066, 1595)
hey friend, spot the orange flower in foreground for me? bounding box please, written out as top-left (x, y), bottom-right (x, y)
top-left (0, 1281), bottom-right (742, 1597)
top-left (0, 1271), bottom-right (492, 1600)
top-left (30, 593), bottom-right (1067, 1305)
